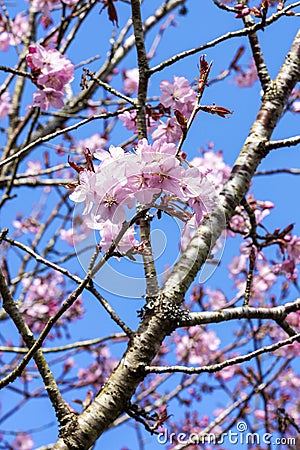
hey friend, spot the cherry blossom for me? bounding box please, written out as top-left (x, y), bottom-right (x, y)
top-left (95, 220), bottom-right (138, 254)
top-left (11, 432), bottom-right (34, 450)
top-left (1, 1), bottom-right (300, 448)
top-left (286, 235), bottom-right (300, 262)
top-left (29, 0), bottom-right (59, 16)
top-left (175, 326), bottom-right (221, 365)
top-left (123, 68), bottom-right (139, 95)
top-left (9, 13), bottom-right (29, 46)
top-left (190, 149), bottom-right (231, 191)
top-left (0, 90), bottom-right (12, 119)
top-left (228, 198), bottom-right (274, 236)
top-left (20, 272), bottom-right (84, 337)
top-left (27, 0), bottom-right (76, 21)
top-left (152, 117), bottom-right (182, 143)
top-left (89, 173), bottom-right (134, 224)
top-left (13, 215), bottom-right (40, 235)
top-left (26, 43), bottom-right (74, 110)
top-left (234, 58), bottom-right (258, 88)
top-left (32, 88), bottom-right (64, 110)
top-left (216, 364), bottom-right (237, 381)
top-left (119, 109), bottom-right (156, 133)
top-left (77, 346), bottom-right (118, 390)
top-left (27, 44), bottom-right (74, 80)
top-left (60, 216), bottom-right (91, 246)
top-left (160, 75), bottom-right (196, 115)
top-left (76, 133), bottom-right (108, 155)
top-left (69, 170), bottom-right (97, 214)
top-left (204, 288), bottom-right (227, 310)
top-left (94, 144), bottom-right (126, 166)
top-left (234, 4), bottom-right (251, 18)
top-left (119, 110), bottom-right (138, 131)
top-left (230, 257), bottom-right (277, 305)
top-left (272, 258), bottom-right (297, 281)
top-left (25, 160), bottom-right (42, 176)
top-left (292, 100), bottom-right (300, 112)
top-left (0, 31), bottom-right (10, 51)
top-left (69, 139), bottom-right (218, 256)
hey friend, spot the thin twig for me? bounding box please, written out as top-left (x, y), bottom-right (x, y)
top-left (255, 168), bottom-right (300, 176)
top-left (242, 15), bottom-right (271, 90)
top-left (0, 333), bottom-right (127, 354)
top-left (84, 68), bottom-right (136, 105)
top-left (149, 2), bottom-right (300, 75)
top-left (265, 135), bottom-right (300, 150)
top-left (0, 107), bottom-right (134, 169)
top-left (0, 266), bottom-right (73, 425)
top-left (145, 332), bottom-right (300, 373)
top-left (179, 298), bottom-right (300, 327)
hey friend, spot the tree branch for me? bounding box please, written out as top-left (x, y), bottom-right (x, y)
top-left (145, 332), bottom-right (300, 373)
top-left (149, 2), bottom-right (300, 74)
top-left (243, 15), bottom-right (271, 90)
top-left (130, 0), bottom-right (149, 139)
top-left (0, 266), bottom-right (74, 428)
top-left (178, 298), bottom-right (300, 327)
top-left (265, 134), bottom-right (300, 150)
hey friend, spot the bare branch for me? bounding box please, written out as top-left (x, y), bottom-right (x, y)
top-left (265, 134), bottom-right (300, 150)
top-left (0, 266), bottom-right (73, 426)
top-left (255, 168), bottom-right (300, 176)
top-left (130, 0), bottom-right (150, 138)
top-left (145, 332), bottom-right (300, 374)
top-left (0, 333), bottom-right (127, 354)
top-left (242, 15), bottom-right (271, 90)
top-left (149, 2), bottom-right (300, 74)
top-left (0, 107), bottom-right (134, 170)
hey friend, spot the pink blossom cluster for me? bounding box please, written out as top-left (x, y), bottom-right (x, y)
top-left (27, 0), bottom-right (77, 27)
top-left (154, 76), bottom-right (196, 143)
top-left (20, 271), bottom-right (84, 337)
top-left (73, 133), bottom-right (108, 156)
top-left (0, 90), bottom-right (12, 120)
top-left (13, 214), bottom-right (40, 235)
top-left (11, 432), bottom-right (34, 450)
top-left (26, 43), bottom-right (74, 110)
top-left (122, 68), bottom-right (139, 95)
top-left (174, 326), bottom-right (220, 365)
top-left (228, 197), bottom-right (274, 236)
top-left (69, 139), bottom-right (216, 254)
top-left (180, 149), bottom-right (231, 251)
top-left (76, 346), bottom-right (118, 390)
top-left (167, 411), bottom-right (224, 450)
top-left (119, 110), bottom-right (157, 134)
top-left (271, 233), bottom-right (300, 282)
top-left (0, 13), bottom-right (29, 51)
top-left (234, 58), bottom-right (258, 88)
top-left (253, 367), bottom-right (300, 427)
top-left (160, 76), bottom-right (196, 115)
top-left (228, 242), bottom-right (277, 305)
top-left (120, 75), bottom-right (196, 143)
top-left (228, 230), bottom-right (300, 304)
top-left (60, 215), bottom-right (91, 246)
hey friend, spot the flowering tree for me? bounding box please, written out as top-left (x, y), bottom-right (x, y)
top-left (0, 0), bottom-right (300, 449)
